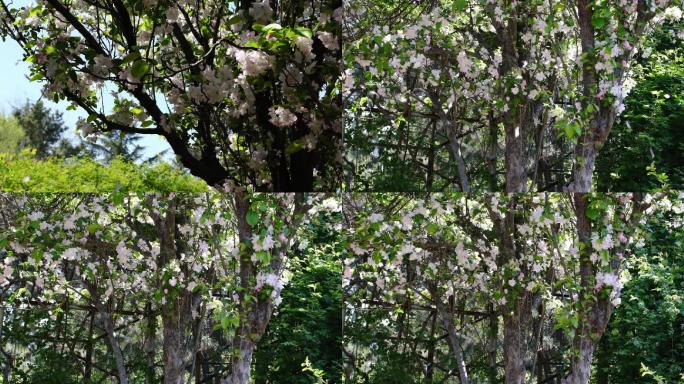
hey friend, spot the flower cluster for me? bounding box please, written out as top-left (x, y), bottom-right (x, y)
top-left (269, 106), bottom-right (298, 127)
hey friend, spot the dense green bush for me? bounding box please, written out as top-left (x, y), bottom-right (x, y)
top-left (0, 152), bottom-right (207, 192)
top-left (254, 212), bottom-right (343, 384)
top-left (594, 208), bottom-right (684, 383)
top-left (596, 22), bottom-right (684, 191)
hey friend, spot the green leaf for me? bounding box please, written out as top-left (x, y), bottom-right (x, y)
top-left (227, 14), bottom-right (242, 25)
top-left (571, 314), bottom-right (579, 328)
top-left (131, 60), bottom-right (149, 79)
top-left (564, 124), bottom-right (576, 140)
top-left (564, 121), bottom-right (581, 140)
top-left (246, 210), bottom-right (259, 227)
top-left (263, 23), bottom-right (282, 31)
top-left (426, 223), bottom-right (439, 235)
top-left (112, 191), bottom-right (124, 206)
top-left (285, 140), bottom-right (305, 155)
top-left (586, 207), bottom-right (601, 221)
top-left (244, 40), bottom-right (261, 49)
top-left (257, 250), bottom-right (271, 263)
top-left (591, 13), bottom-right (607, 29)
top-left (121, 52), bottom-right (141, 65)
top-left (453, 0), bottom-right (467, 11)
top-left (294, 27), bottom-right (313, 38)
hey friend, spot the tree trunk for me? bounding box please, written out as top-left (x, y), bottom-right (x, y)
top-left (0, 298), bottom-right (4, 351)
top-left (82, 280), bottom-right (129, 384)
top-left (145, 303), bottom-right (157, 384)
top-left (572, 0), bottom-right (600, 193)
top-left (83, 311), bottom-right (95, 382)
top-left (230, 191), bottom-right (257, 384)
top-left (98, 303), bottom-right (128, 383)
top-left (424, 310), bottom-right (437, 383)
top-left (564, 194), bottom-right (648, 383)
top-left (564, 194), bottom-right (608, 384)
top-left (221, 192), bottom-right (301, 383)
top-left (430, 285), bottom-right (470, 384)
top-left (223, 191), bottom-right (273, 384)
top-left (498, 198), bottom-right (527, 384)
top-left (497, 13), bottom-right (526, 193)
top-left (487, 304), bottom-right (499, 384)
top-left (103, 312), bottom-right (129, 384)
top-left (445, 124), bottom-right (471, 192)
top-left (564, 337), bottom-right (596, 384)
top-left (0, 297), bottom-right (8, 383)
top-left (487, 113), bottom-right (499, 190)
top-left (503, 310), bottom-right (526, 384)
top-left (154, 200), bottom-right (189, 384)
top-left (227, 338), bottom-right (256, 384)
top-left (162, 304), bottom-right (186, 384)
top-left (504, 123), bottom-right (526, 193)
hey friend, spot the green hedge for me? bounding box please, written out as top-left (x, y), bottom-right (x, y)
top-left (0, 152), bottom-right (207, 192)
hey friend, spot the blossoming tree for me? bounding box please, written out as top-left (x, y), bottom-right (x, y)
top-left (344, 0), bottom-right (683, 192)
top-left (342, 192), bottom-right (682, 383)
top-left (0, 192), bottom-right (338, 383)
top-left (0, 0), bottom-right (342, 191)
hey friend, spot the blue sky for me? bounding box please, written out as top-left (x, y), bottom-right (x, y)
top-left (0, 35), bottom-right (171, 160)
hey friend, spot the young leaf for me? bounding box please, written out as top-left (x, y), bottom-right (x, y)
top-left (246, 210), bottom-right (259, 226)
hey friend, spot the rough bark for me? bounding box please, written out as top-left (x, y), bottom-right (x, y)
top-left (493, 9), bottom-right (526, 193)
top-left (162, 304), bottom-right (187, 384)
top-left (228, 338), bottom-right (256, 384)
top-left (224, 190), bottom-right (257, 384)
top-left (487, 113), bottom-right (500, 190)
top-left (496, 197), bottom-right (529, 384)
top-left (153, 200), bottom-right (191, 384)
top-left (571, 0), bottom-right (599, 193)
top-left (0, 299), bottom-right (4, 350)
top-left (0, 290), bottom-right (11, 384)
top-left (565, 194), bottom-right (596, 384)
top-left (503, 311), bottom-right (526, 384)
top-left (0, 297), bottom-right (8, 383)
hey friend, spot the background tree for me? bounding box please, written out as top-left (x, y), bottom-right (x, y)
top-left (593, 203), bottom-right (684, 383)
top-left (253, 208), bottom-right (343, 383)
top-left (596, 20), bottom-right (684, 191)
top-left (12, 99), bottom-right (69, 158)
top-left (85, 131), bottom-right (149, 164)
top-left (0, 114), bottom-right (24, 154)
